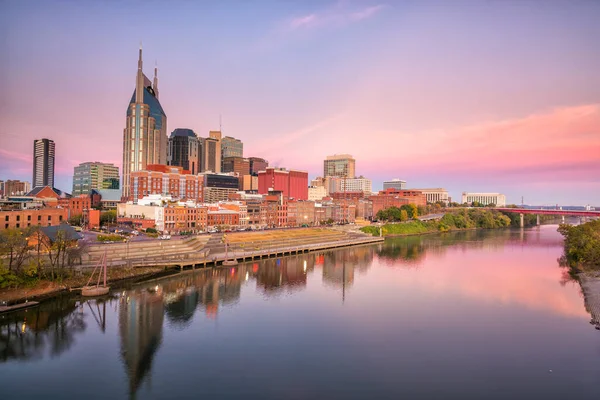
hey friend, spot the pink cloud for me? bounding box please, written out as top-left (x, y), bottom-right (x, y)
top-left (284, 3), bottom-right (386, 31)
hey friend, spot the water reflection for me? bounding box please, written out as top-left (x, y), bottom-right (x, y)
top-left (0, 226), bottom-right (596, 399)
top-left (1, 297), bottom-right (88, 362)
top-left (119, 289), bottom-right (164, 396)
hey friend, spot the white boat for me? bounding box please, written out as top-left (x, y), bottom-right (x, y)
top-left (82, 251), bottom-right (110, 297)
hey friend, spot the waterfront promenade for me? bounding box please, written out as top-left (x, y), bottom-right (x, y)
top-left (79, 228), bottom-right (384, 271)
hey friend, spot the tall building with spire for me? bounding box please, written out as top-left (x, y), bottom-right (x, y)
top-left (122, 45), bottom-right (167, 199)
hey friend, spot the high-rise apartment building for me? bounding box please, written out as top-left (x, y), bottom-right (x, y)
top-left (248, 157), bottom-right (268, 175)
top-left (323, 154), bottom-right (355, 178)
top-left (202, 131), bottom-right (222, 173)
top-left (32, 138), bottom-right (55, 188)
top-left (167, 129), bottom-right (201, 174)
top-left (122, 46), bottom-right (167, 199)
top-left (221, 136), bottom-right (243, 158)
top-left (383, 179), bottom-right (406, 190)
top-left (72, 162), bottom-right (120, 196)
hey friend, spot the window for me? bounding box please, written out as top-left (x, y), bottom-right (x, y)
top-left (48, 215), bottom-right (52, 221)
top-left (38, 215), bottom-right (41, 221)
top-left (4, 215), bottom-right (8, 222)
top-left (59, 215), bottom-right (63, 221)
top-left (4, 223), bottom-right (8, 229)
top-left (16, 223), bottom-right (20, 228)
top-left (27, 215), bottom-right (31, 221)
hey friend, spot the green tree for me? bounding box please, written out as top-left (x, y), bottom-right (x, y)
top-left (100, 210), bottom-right (117, 226)
top-left (0, 228), bottom-right (31, 272)
top-left (69, 214), bottom-right (82, 226)
top-left (400, 210), bottom-right (409, 222)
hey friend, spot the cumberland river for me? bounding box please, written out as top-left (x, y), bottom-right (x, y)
top-left (1, 226), bottom-right (599, 399)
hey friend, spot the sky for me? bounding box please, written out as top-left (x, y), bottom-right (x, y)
top-left (1, 0), bottom-right (599, 205)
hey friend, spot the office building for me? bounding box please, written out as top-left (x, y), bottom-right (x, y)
top-left (258, 167), bottom-right (308, 200)
top-left (72, 162), bottom-right (120, 196)
top-left (383, 179), bottom-right (406, 190)
top-left (221, 136), bottom-right (243, 158)
top-left (1, 180), bottom-right (31, 197)
top-left (323, 154), bottom-right (355, 178)
top-left (122, 46), bottom-right (168, 199)
top-left (410, 188), bottom-right (449, 204)
top-left (201, 173), bottom-right (239, 203)
top-left (308, 186), bottom-right (327, 201)
top-left (129, 165), bottom-right (203, 204)
top-left (222, 157), bottom-right (250, 177)
top-left (241, 175), bottom-right (259, 191)
top-left (461, 192), bottom-right (506, 207)
top-left (33, 138), bottom-right (55, 188)
top-left (248, 157), bottom-right (268, 175)
top-left (167, 128), bottom-right (201, 175)
top-left (202, 131), bottom-right (222, 173)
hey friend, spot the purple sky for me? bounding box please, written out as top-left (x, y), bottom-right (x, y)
top-left (1, 1), bottom-right (599, 205)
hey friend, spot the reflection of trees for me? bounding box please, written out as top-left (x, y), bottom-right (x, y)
top-left (0, 297), bottom-right (86, 362)
top-left (377, 236), bottom-right (427, 267)
top-left (322, 246), bottom-right (374, 287)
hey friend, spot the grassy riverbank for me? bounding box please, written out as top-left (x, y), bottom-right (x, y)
top-left (360, 209), bottom-right (524, 237)
top-left (0, 266), bottom-right (165, 304)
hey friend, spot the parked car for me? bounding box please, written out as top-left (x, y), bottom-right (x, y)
top-left (131, 230), bottom-right (139, 235)
top-left (158, 235), bottom-right (171, 240)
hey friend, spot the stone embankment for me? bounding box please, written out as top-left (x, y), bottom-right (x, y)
top-left (579, 273), bottom-right (600, 330)
top-left (80, 228), bottom-right (383, 271)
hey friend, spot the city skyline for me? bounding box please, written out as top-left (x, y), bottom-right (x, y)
top-left (1, 1), bottom-right (599, 204)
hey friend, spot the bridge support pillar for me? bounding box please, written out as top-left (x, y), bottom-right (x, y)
top-left (536, 214), bottom-right (540, 226)
top-left (519, 213), bottom-right (524, 228)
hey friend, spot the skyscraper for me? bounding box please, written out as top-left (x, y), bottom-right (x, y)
top-left (202, 131), bottom-right (222, 173)
top-left (323, 154), bottom-right (356, 179)
top-left (72, 162), bottom-right (120, 196)
top-left (122, 46), bottom-right (167, 199)
top-left (167, 128), bottom-right (201, 174)
top-left (32, 138), bottom-right (55, 188)
top-left (221, 136), bottom-right (243, 158)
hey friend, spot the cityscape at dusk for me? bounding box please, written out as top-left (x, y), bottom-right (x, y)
top-left (2, 1), bottom-right (599, 204)
top-left (2, 2), bottom-right (600, 399)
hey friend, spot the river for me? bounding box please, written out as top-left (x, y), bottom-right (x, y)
top-left (1, 225), bottom-right (599, 399)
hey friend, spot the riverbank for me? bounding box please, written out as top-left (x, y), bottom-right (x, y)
top-left (360, 209), bottom-right (551, 237)
top-left (578, 272), bottom-right (600, 330)
top-left (1, 228), bottom-right (383, 306)
top-left (0, 266), bottom-right (165, 306)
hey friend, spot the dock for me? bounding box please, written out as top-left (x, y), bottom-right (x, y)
top-left (0, 301), bottom-right (40, 314)
top-left (78, 228), bottom-right (384, 271)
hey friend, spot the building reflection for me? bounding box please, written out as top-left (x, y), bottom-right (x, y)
top-left (322, 246), bottom-right (374, 288)
top-left (255, 255), bottom-right (314, 295)
top-left (119, 289), bottom-right (164, 397)
top-left (0, 297), bottom-right (86, 362)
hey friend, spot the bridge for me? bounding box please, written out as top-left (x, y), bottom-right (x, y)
top-left (496, 208), bottom-right (600, 227)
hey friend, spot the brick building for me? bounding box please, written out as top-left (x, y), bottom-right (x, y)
top-left (130, 164), bottom-right (203, 204)
top-left (1, 208), bottom-right (68, 230)
top-left (369, 189), bottom-right (426, 215)
top-left (257, 167), bottom-right (308, 200)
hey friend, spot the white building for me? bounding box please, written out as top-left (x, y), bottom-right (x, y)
top-left (327, 176), bottom-right (372, 194)
top-left (383, 179), bottom-right (406, 190)
top-left (308, 186), bottom-right (327, 201)
top-left (461, 192), bottom-right (506, 207)
top-left (411, 188), bottom-right (449, 204)
top-left (117, 203), bottom-right (165, 232)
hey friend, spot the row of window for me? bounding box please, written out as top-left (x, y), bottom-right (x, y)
top-left (4, 214), bottom-right (62, 222)
top-left (4, 222), bottom-right (55, 229)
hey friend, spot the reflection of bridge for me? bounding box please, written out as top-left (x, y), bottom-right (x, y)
top-left (496, 208), bottom-right (600, 227)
